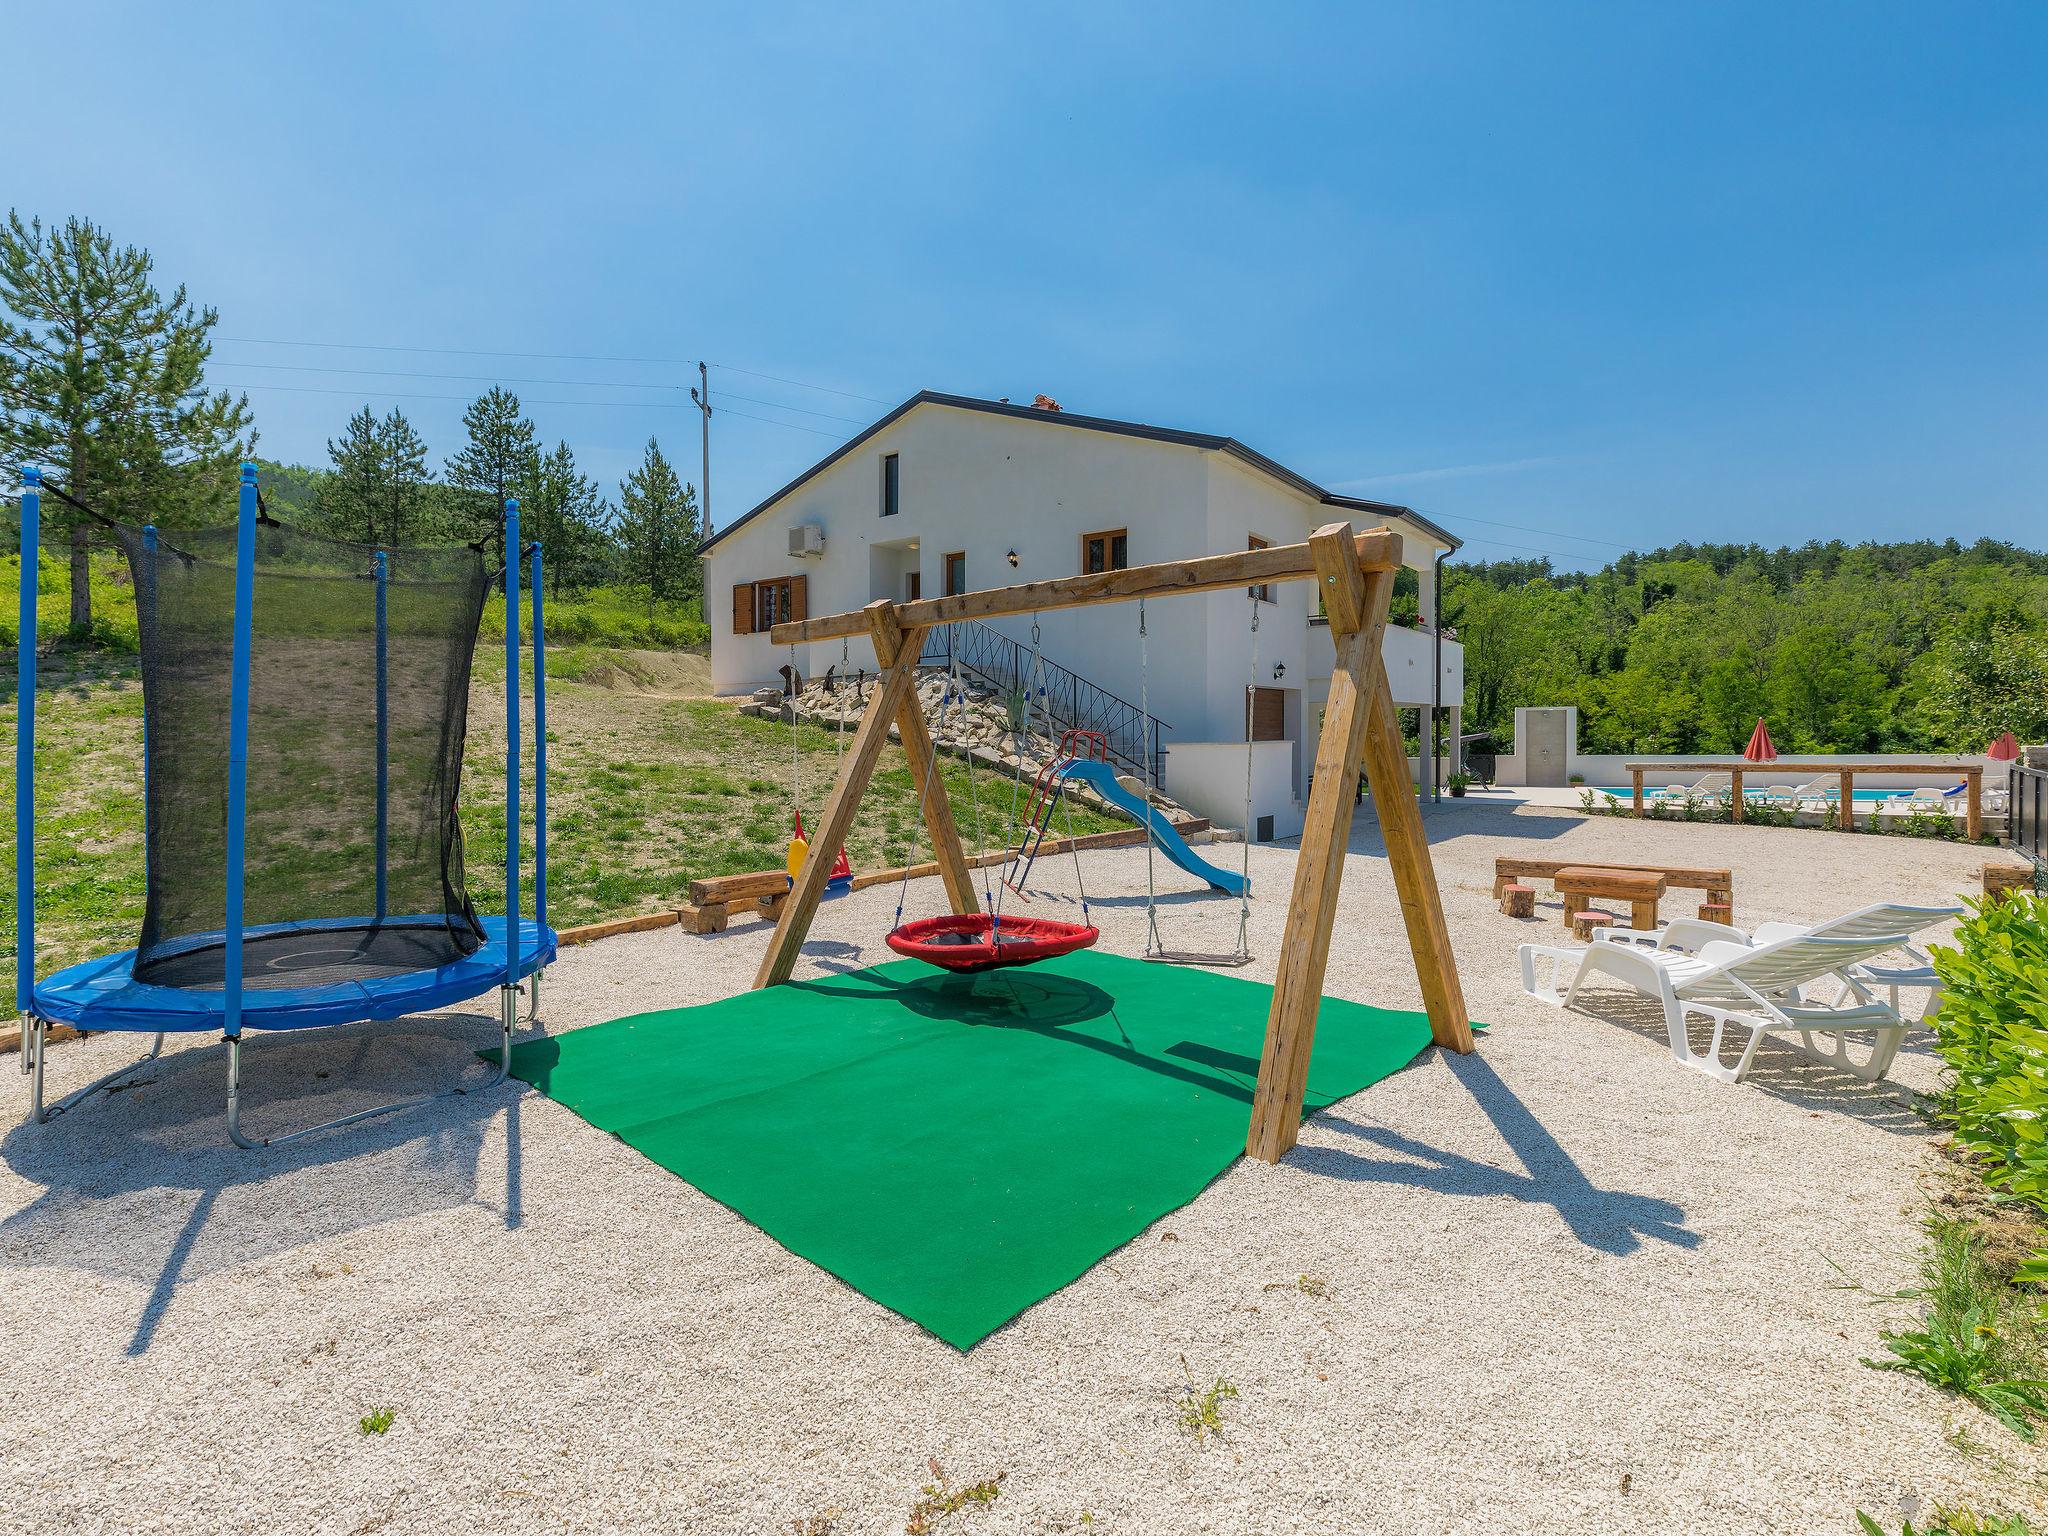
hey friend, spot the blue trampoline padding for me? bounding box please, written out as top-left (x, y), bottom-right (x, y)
top-left (31, 915), bottom-right (555, 1034)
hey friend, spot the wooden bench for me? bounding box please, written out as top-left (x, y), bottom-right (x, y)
top-left (1554, 866), bottom-right (1667, 931)
top-left (1494, 856), bottom-right (1733, 924)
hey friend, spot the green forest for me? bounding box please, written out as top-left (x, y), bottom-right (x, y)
top-left (1441, 539), bottom-right (2048, 755)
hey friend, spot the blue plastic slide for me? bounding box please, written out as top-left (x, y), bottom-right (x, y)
top-left (1054, 759), bottom-right (1248, 896)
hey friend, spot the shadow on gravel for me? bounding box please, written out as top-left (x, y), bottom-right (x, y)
top-left (0, 1008), bottom-right (526, 1356)
top-left (1297, 1051), bottom-right (1701, 1257)
top-left (1558, 986), bottom-right (1930, 1136)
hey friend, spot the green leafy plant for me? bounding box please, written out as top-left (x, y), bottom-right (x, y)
top-left (905, 1460), bottom-right (1003, 1535)
top-left (1856, 1507), bottom-right (2037, 1535)
top-left (357, 1407), bottom-right (395, 1436)
top-left (1930, 897), bottom-right (2048, 1232)
top-left (1175, 1355), bottom-right (1240, 1440)
top-left (1863, 1219), bottom-right (2048, 1440)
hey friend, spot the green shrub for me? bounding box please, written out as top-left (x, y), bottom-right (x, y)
top-left (1930, 895), bottom-right (2048, 1230)
top-left (1862, 1219), bottom-right (2048, 1440)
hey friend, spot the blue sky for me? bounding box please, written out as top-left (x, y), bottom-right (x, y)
top-left (11, 2), bottom-right (2045, 568)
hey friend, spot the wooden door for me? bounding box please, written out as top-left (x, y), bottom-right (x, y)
top-left (1247, 687), bottom-right (1285, 742)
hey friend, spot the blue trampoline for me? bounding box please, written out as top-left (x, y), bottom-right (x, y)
top-left (15, 463), bottom-right (557, 1147)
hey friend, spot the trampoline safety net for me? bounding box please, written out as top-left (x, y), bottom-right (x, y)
top-left (117, 520), bottom-right (492, 991)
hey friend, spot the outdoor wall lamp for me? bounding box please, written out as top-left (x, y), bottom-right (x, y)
top-left (1007, 549), bottom-right (1019, 567)
top-left (1273, 662), bottom-right (1286, 681)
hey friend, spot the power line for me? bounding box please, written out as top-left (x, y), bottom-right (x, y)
top-left (713, 405), bottom-right (851, 440)
top-left (1446, 511), bottom-right (1637, 553)
top-left (709, 363), bottom-right (895, 406)
top-left (230, 381), bottom-right (690, 410)
top-left (211, 359), bottom-right (686, 392)
top-left (214, 333), bottom-right (898, 407)
top-left (215, 334), bottom-right (694, 367)
top-left (709, 389), bottom-right (871, 426)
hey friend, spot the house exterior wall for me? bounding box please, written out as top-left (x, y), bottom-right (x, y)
top-left (705, 401), bottom-right (1464, 831)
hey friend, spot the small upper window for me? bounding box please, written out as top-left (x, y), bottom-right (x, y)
top-left (881, 453), bottom-right (900, 517)
top-left (1247, 535), bottom-right (1272, 603)
top-left (943, 551), bottom-right (967, 597)
top-left (1082, 528), bottom-right (1128, 575)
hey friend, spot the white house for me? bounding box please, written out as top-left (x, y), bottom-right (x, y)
top-left (704, 392), bottom-right (1464, 840)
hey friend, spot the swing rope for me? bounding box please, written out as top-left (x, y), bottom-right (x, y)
top-left (1231, 595), bottom-right (1259, 960)
top-left (1137, 592), bottom-right (1256, 966)
top-left (1138, 601), bottom-right (1165, 958)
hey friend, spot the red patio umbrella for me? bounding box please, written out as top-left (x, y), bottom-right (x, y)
top-left (1743, 717), bottom-right (1778, 762)
top-left (1988, 731), bottom-right (2020, 761)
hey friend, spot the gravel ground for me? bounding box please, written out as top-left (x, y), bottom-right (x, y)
top-left (3, 802), bottom-right (2033, 1535)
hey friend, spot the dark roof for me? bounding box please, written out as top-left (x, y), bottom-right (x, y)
top-left (699, 390), bottom-right (1462, 555)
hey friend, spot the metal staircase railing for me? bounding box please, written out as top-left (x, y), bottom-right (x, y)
top-left (918, 619), bottom-right (1166, 781)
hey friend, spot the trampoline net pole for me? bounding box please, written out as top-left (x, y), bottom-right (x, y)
top-left (222, 462), bottom-right (259, 1040)
top-left (530, 544), bottom-right (546, 939)
top-left (503, 498), bottom-right (520, 992)
top-left (374, 549), bottom-right (389, 922)
top-left (14, 467), bottom-right (37, 1026)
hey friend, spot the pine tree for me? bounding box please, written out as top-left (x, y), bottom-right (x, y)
top-left (320, 406), bottom-right (384, 542)
top-left (378, 408), bottom-right (431, 547)
top-left (443, 386), bottom-right (537, 563)
top-left (615, 437), bottom-right (698, 606)
top-left (0, 212), bottom-right (253, 629)
top-left (517, 439), bottom-right (612, 596)
top-left (318, 406), bottom-right (431, 546)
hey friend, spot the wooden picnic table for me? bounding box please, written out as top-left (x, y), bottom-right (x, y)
top-left (1624, 760), bottom-right (1983, 841)
top-left (1554, 865), bottom-right (1666, 930)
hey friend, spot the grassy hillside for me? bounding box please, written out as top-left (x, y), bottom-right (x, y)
top-left (1, 655), bottom-right (1123, 976)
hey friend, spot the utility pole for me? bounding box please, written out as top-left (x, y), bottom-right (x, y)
top-left (689, 362), bottom-right (712, 534)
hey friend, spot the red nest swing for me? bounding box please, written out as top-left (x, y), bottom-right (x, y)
top-left (886, 912), bottom-right (1099, 974)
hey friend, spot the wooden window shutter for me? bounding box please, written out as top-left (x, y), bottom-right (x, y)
top-left (732, 583), bottom-right (755, 635)
top-left (788, 574), bottom-right (808, 623)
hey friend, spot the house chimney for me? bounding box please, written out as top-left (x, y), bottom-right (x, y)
top-left (1031, 394), bottom-right (1063, 412)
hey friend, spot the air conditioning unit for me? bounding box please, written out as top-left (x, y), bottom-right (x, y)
top-left (788, 524), bottom-right (825, 558)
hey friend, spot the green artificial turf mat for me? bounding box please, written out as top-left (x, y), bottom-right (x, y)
top-left (501, 948), bottom-right (1438, 1348)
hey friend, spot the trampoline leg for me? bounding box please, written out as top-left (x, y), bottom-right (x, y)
top-left (18, 1012), bottom-right (31, 1077)
top-left (25, 1016), bottom-right (44, 1122)
top-left (225, 1033), bottom-right (253, 1150)
top-left (28, 1021), bottom-right (164, 1126)
top-left (491, 985), bottom-right (516, 1087)
top-left (524, 969), bottom-right (543, 1027)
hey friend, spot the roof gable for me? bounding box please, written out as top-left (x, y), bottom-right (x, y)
top-left (699, 390), bottom-right (1459, 553)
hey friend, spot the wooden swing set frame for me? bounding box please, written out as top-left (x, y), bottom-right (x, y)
top-left (759, 521), bottom-right (1475, 1162)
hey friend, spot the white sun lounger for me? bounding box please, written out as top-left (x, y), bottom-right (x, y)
top-left (1595, 901), bottom-right (1961, 1020)
top-left (1641, 772), bottom-right (1733, 805)
top-left (1519, 929), bottom-right (1917, 1084)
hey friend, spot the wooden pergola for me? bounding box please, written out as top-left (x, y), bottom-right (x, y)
top-left (1626, 760), bottom-right (1986, 840)
top-left (760, 521), bottom-right (1475, 1163)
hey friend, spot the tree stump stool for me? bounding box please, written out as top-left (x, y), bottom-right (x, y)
top-left (1571, 910), bottom-right (1616, 942)
top-left (1500, 882), bottom-right (1535, 918)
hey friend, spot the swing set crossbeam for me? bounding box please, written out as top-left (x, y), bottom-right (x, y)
top-left (766, 529), bottom-right (1402, 645)
top-left (752, 522), bottom-right (1473, 1165)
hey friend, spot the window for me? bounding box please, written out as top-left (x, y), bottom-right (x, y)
top-left (943, 551), bottom-right (967, 597)
top-left (881, 453), bottom-right (900, 517)
top-left (906, 570), bottom-right (921, 601)
top-left (730, 574), bottom-right (807, 634)
top-left (1247, 534), bottom-right (1272, 603)
top-left (1081, 528), bottom-right (1128, 575)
